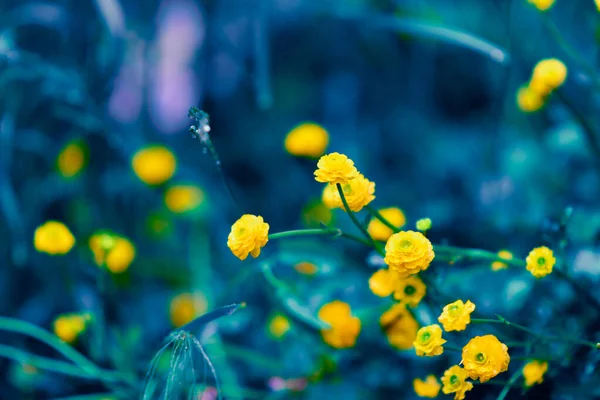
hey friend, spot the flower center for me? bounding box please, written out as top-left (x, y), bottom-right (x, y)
top-left (342, 184), bottom-right (353, 195)
top-left (449, 375), bottom-right (458, 385)
top-left (475, 352), bottom-right (486, 363)
top-left (449, 305), bottom-right (460, 316)
top-left (420, 331), bottom-right (431, 342)
top-left (404, 285), bottom-right (416, 295)
top-left (537, 257), bottom-right (546, 266)
top-left (399, 239), bottom-right (413, 249)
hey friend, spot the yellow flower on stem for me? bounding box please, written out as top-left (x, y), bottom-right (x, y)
top-left (323, 174), bottom-right (375, 212)
top-left (57, 140), bottom-right (87, 178)
top-left (318, 300), bottom-right (361, 349)
top-left (413, 324), bottom-right (446, 357)
top-left (227, 214), bottom-right (269, 260)
top-left (415, 218), bottom-right (432, 233)
top-left (393, 275), bottom-right (426, 307)
top-left (369, 268), bottom-right (399, 297)
top-left (526, 246), bottom-right (555, 278)
top-left (284, 122), bottom-right (329, 158)
top-left (34, 221), bottom-right (75, 255)
top-left (527, 0), bottom-right (556, 11)
top-left (314, 152), bottom-right (359, 185)
top-left (132, 145), bottom-right (176, 185)
top-left (380, 303), bottom-right (419, 350)
top-left (523, 360), bottom-right (548, 387)
top-left (268, 313), bottom-right (291, 339)
top-left (321, 184), bottom-right (339, 209)
top-left (438, 300), bottom-right (476, 332)
top-left (384, 231), bottom-right (435, 277)
top-left (413, 375), bottom-right (441, 398)
top-left (461, 335), bottom-right (510, 382)
top-left (164, 185), bottom-right (204, 214)
top-left (516, 85), bottom-right (545, 113)
top-left (531, 58), bottom-right (567, 94)
top-left (89, 232), bottom-right (136, 274)
top-left (367, 207), bottom-right (406, 241)
top-left (53, 313), bottom-right (90, 343)
top-left (491, 250), bottom-right (513, 271)
top-left (441, 365), bottom-right (473, 400)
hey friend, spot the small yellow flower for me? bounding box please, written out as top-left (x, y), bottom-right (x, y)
top-left (522, 360), bottom-right (548, 387)
top-left (369, 268), bottom-right (399, 297)
top-left (491, 250), bottom-right (513, 271)
top-left (526, 246), bottom-right (555, 278)
top-left (531, 58), bottom-right (567, 94)
top-left (380, 303), bottom-right (419, 350)
top-left (384, 231), bottom-right (435, 277)
top-left (461, 335), bottom-right (510, 382)
top-left (294, 262), bottom-right (318, 276)
top-left (169, 292), bottom-right (208, 328)
top-left (318, 300), bottom-right (361, 349)
top-left (413, 375), bottom-right (441, 398)
top-left (227, 214), bottom-right (269, 260)
top-left (314, 152), bottom-right (359, 185)
top-left (516, 85), bottom-right (545, 113)
top-left (164, 185), bottom-right (204, 214)
top-left (284, 122), bottom-right (329, 158)
top-left (413, 324), bottom-right (446, 357)
top-left (441, 365), bottom-right (473, 400)
top-left (57, 140), bottom-right (87, 178)
top-left (89, 232), bottom-right (136, 274)
top-left (438, 300), bottom-right (476, 332)
top-left (527, 0), bottom-right (556, 11)
top-left (367, 207), bottom-right (406, 241)
top-left (132, 145), bottom-right (176, 185)
top-left (53, 313), bottom-right (89, 343)
top-left (416, 218), bottom-right (432, 232)
top-left (596, 0), bottom-right (600, 11)
top-left (323, 174), bottom-right (375, 212)
top-left (268, 313), bottom-right (291, 339)
top-left (321, 184), bottom-right (340, 209)
top-left (34, 221), bottom-right (75, 255)
top-left (393, 275), bottom-right (426, 307)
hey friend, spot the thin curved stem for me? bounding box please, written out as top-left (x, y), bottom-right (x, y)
top-left (433, 246), bottom-right (525, 268)
top-left (496, 367), bottom-right (523, 400)
top-left (365, 205), bottom-right (400, 234)
top-left (268, 228), bottom-right (339, 240)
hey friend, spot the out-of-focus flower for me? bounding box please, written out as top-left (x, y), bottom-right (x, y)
top-left (380, 303), bottom-right (419, 350)
top-left (89, 232), bottom-right (136, 274)
top-left (284, 122), bottom-right (329, 158)
top-left (522, 360), bottom-right (548, 387)
top-left (323, 174), bottom-right (375, 212)
top-left (367, 207), bottom-right (405, 241)
top-left (491, 250), bottom-right (513, 271)
top-left (268, 376), bottom-right (308, 392)
top-left (132, 145), bottom-right (176, 185)
top-left (527, 0), bottom-right (555, 11)
top-left (413, 324), bottom-right (446, 357)
top-left (268, 313), bottom-right (291, 339)
top-left (227, 215), bottom-right (269, 260)
top-left (169, 292), bottom-right (208, 328)
top-left (531, 58), bottom-right (567, 95)
top-left (384, 231), bottom-right (434, 277)
top-left (321, 184), bottom-right (340, 209)
top-left (34, 221), bottom-right (75, 255)
top-left (294, 262), bottom-right (318, 276)
top-left (461, 335), bottom-right (510, 382)
top-left (596, 0), bottom-right (600, 11)
top-left (318, 300), bottom-right (361, 348)
top-left (413, 375), bottom-right (441, 398)
top-left (302, 200), bottom-right (333, 227)
top-left (415, 218), bottom-right (432, 232)
top-left (438, 300), bottom-right (476, 332)
top-left (516, 85), bottom-right (545, 113)
top-left (369, 268), bottom-right (399, 297)
top-left (441, 365), bottom-right (473, 400)
top-left (164, 185), bottom-right (204, 214)
top-left (57, 140), bottom-right (87, 178)
top-left (526, 246), bottom-right (555, 278)
top-left (53, 313), bottom-right (90, 343)
top-left (314, 152), bottom-right (359, 185)
top-left (393, 275), bottom-right (426, 307)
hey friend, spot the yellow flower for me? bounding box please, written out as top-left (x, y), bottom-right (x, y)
top-left (57, 140), bottom-right (86, 178)
top-left (34, 221), bottom-right (75, 255)
top-left (314, 152), bottom-right (359, 185)
top-left (526, 246), bottom-right (555, 278)
top-left (294, 262), bottom-right (318, 276)
top-left (318, 300), bottom-right (361, 349)
top-left (380, 303), bottom-right (419, 350)
top-left (442, 365), bottom-right (473, 400)
top-left (438, 300), bottom-right (476, 332)
top-left (393, 275), bottom-right (426, 307)
top-left (284, 122), bottom-right (329, 158)
top-left (414, 324), bottom-right (446, 357)
top-left (413, 375), bottom-right (441, 398)
top-left (268, 313), bottom-right (291, 339)
top-left (302, 200), bottom-right (333, 227)
top-left (416, 218), bottom-right (432, 232)
top-left (461, 335), bottom-right (510, 382)
top-left (531, 58), bottom-right (567, 94)
top-left (169, 292), bottom-right (208, 328)
top-left (384, 231), bottom-right (435, 277)
top-left (516, 85), bottom-right (545, 113)
top-left (367, 207), bottom-right (406, 241)
top-left (227, 214), bottom-right (269, 260)
top-left (597, 0), bottom-right (600, 11)
top-left (322, 174), bottom-right (375, 212)
top-left (53, 313), bottom-right (89, 343)
top-left (491, 250), bottom-right (513, 271)
top-left (132, 145), bottom-right (176, 185)
top-left (527, 0), bottom-right (555, 11)
top-left (369, 268), bottom-right (399, 297)
top-left (522, 360), bottom-right (548, 387)
top-left (164, 185), bottom-right (204, 214)
top-left (321, 184), bottom-right (339, 209)
top-left (89, 232), bottom-right (136, 274)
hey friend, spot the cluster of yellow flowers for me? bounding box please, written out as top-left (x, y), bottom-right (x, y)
top-left (317, 300), bottom-right (361, 348)
top-left (380, 303), bottom-right (419, 350)
top-left (53, 313), bottom-right (91, 343)
top-left (517, 58), bottom-right (567, 113)
top-left (89, 231), bottom-right (136, 274)
top-left (369, 269), bottom-right (426, 307)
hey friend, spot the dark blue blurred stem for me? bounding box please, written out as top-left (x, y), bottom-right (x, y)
top-left (92, 269), bottom-right (107, 363)
top-left (496, 368), bottom-right (523, 400)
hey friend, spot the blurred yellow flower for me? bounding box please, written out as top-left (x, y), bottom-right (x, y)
top-left (89, 232), bottom-right (136, 274)
top-left (413, 324), bottom-right (446, 357)
top-left (164, 185), bottom-right (204, 214)
top-left (227, 214), bottom-right (269, 260)
top-left (527, 0), bottom-right (555, 11)
top-left (169, 292), bottom-right (208, 328)
top-left (393, 275), bottom-right (426, 307)
top-left (34, 221), bottom-right (75, 255)
top-left (380, 303), bottom-right (419, 350)
top-left (516, 85), bottom-right (545, 113)
top-left (596, 0), bottom-right (600, 11)
top-left (318, 300), bottom-right (361, 349)
top-left (294, 261), bottom-right (318, 276)
top-left (284, 122), bottom-right (329, 158)
top-left (461, 335), bottom-right (510, 382)
top-left (53, 313), bottom-right (89, 343)
top-left (369, 268), bottom-right (399, 297)
top-left (413, 375), bottom-right (441, 398)
top-left (328, 174), bottom-right (375, 212)
top-left (132, 145), bottom-right (176, 185)
top-left (384, 231), bottom-right (435, 277)
top-left (302, 200), bottom-right (333, 227)
top-left (367, 207), bottom-right (406, 241)
top-left (523, 360), bottom-right (548, 387)
top-left (321, 184), bottom-right (339, 209)
top-left (526, 246), bottom-right (555, 278)
top-left (268, 313), bottom-right (291, 339)
top-left (531, 58), bottom-right (567, 94)
top-left (441, 365), bottom-right (473, 400)
top-left (314, 152), bottom-right (359, 185)
top-left (491, 250), bottom-right (513, 271)
top-left (57, 140), bottom-right (86, 178)
top-left (415, 218), bottom-right (432, 232)
top-left (438, 300), bottom-right (476, 332)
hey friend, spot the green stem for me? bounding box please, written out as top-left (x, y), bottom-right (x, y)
top-left (553, 268), bottom-right (600, 315)
top-left (365, 205), bottom-right (399, 233)
top-left (496, 367), bottom-right (523, 400)
top-left (268, 228), bottom-right (340, 240)
top-left (433, 246), bottom-right (525, 268)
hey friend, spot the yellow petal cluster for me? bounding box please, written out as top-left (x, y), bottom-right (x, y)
top-left (438, 300), bottom-right (476, 332)
top-left (268, 313), bottom-right (291, 339)
top-left (53, 313), bottom-right (90, 343)
top-left (415, 218), bottom-right (432, 232)
top-left (164, 185), bottom-right (204, 214)
top-left (57, 140), bottom-right (87, 178)
top-left (369, 268), bottom-right (398, 297)
top-left (597, 0), bottom-right (600, 11)
top-left (132, 145), bottom-right (177, 185)
top-left (322, 174), bottom-right (375, 212)
top-left (367, 207), bottom-right (406, 241)
top-left (517, 58), bottom-right (567, 113)
top-left (516, 85), bottom-right (545, 113)
top-left (89, 232), bottom-right (136, 274)
top-left (384, 231), bottom-right (435, 277)
top-left (169, 292), bottom-right (208, 328)
top-left (318, 300), bottom-right (361, 349)
top-left (527, 0), bottom-right (555, 10)
top-left (413, 324), bottom-right (446, 357)
top-left (526, 246), bottom-right (555, 278)
top-left (227, 214), bottom-right (269, 260)
top-left (522, 360), bottom-right (548, 387)
top-left (314, 152), bottom-right (359, 185)
top-left (321, 184), bottom-right (340, 209)
top-left (491, 250), bottom-right (513, 271)
top-left (461, 335), bottom-right (510, 382)
top-left (34, 221), bottom-right (75, 255)
top-left (441, 365), bottom-right (473, 400)
top-left (284, 122), bottom-right (329, 158)
top-left (393, 275), bottom-right (426, 307)
top-left (380, 303), bottom-right (419, 350)
top-left (413, 375), bottom-right (441, 398)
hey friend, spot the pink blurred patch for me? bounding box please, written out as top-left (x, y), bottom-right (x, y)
top-left (197, 386), bottom-right (217, 400)
top-left (109, 40), bottom-right (145, 123)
